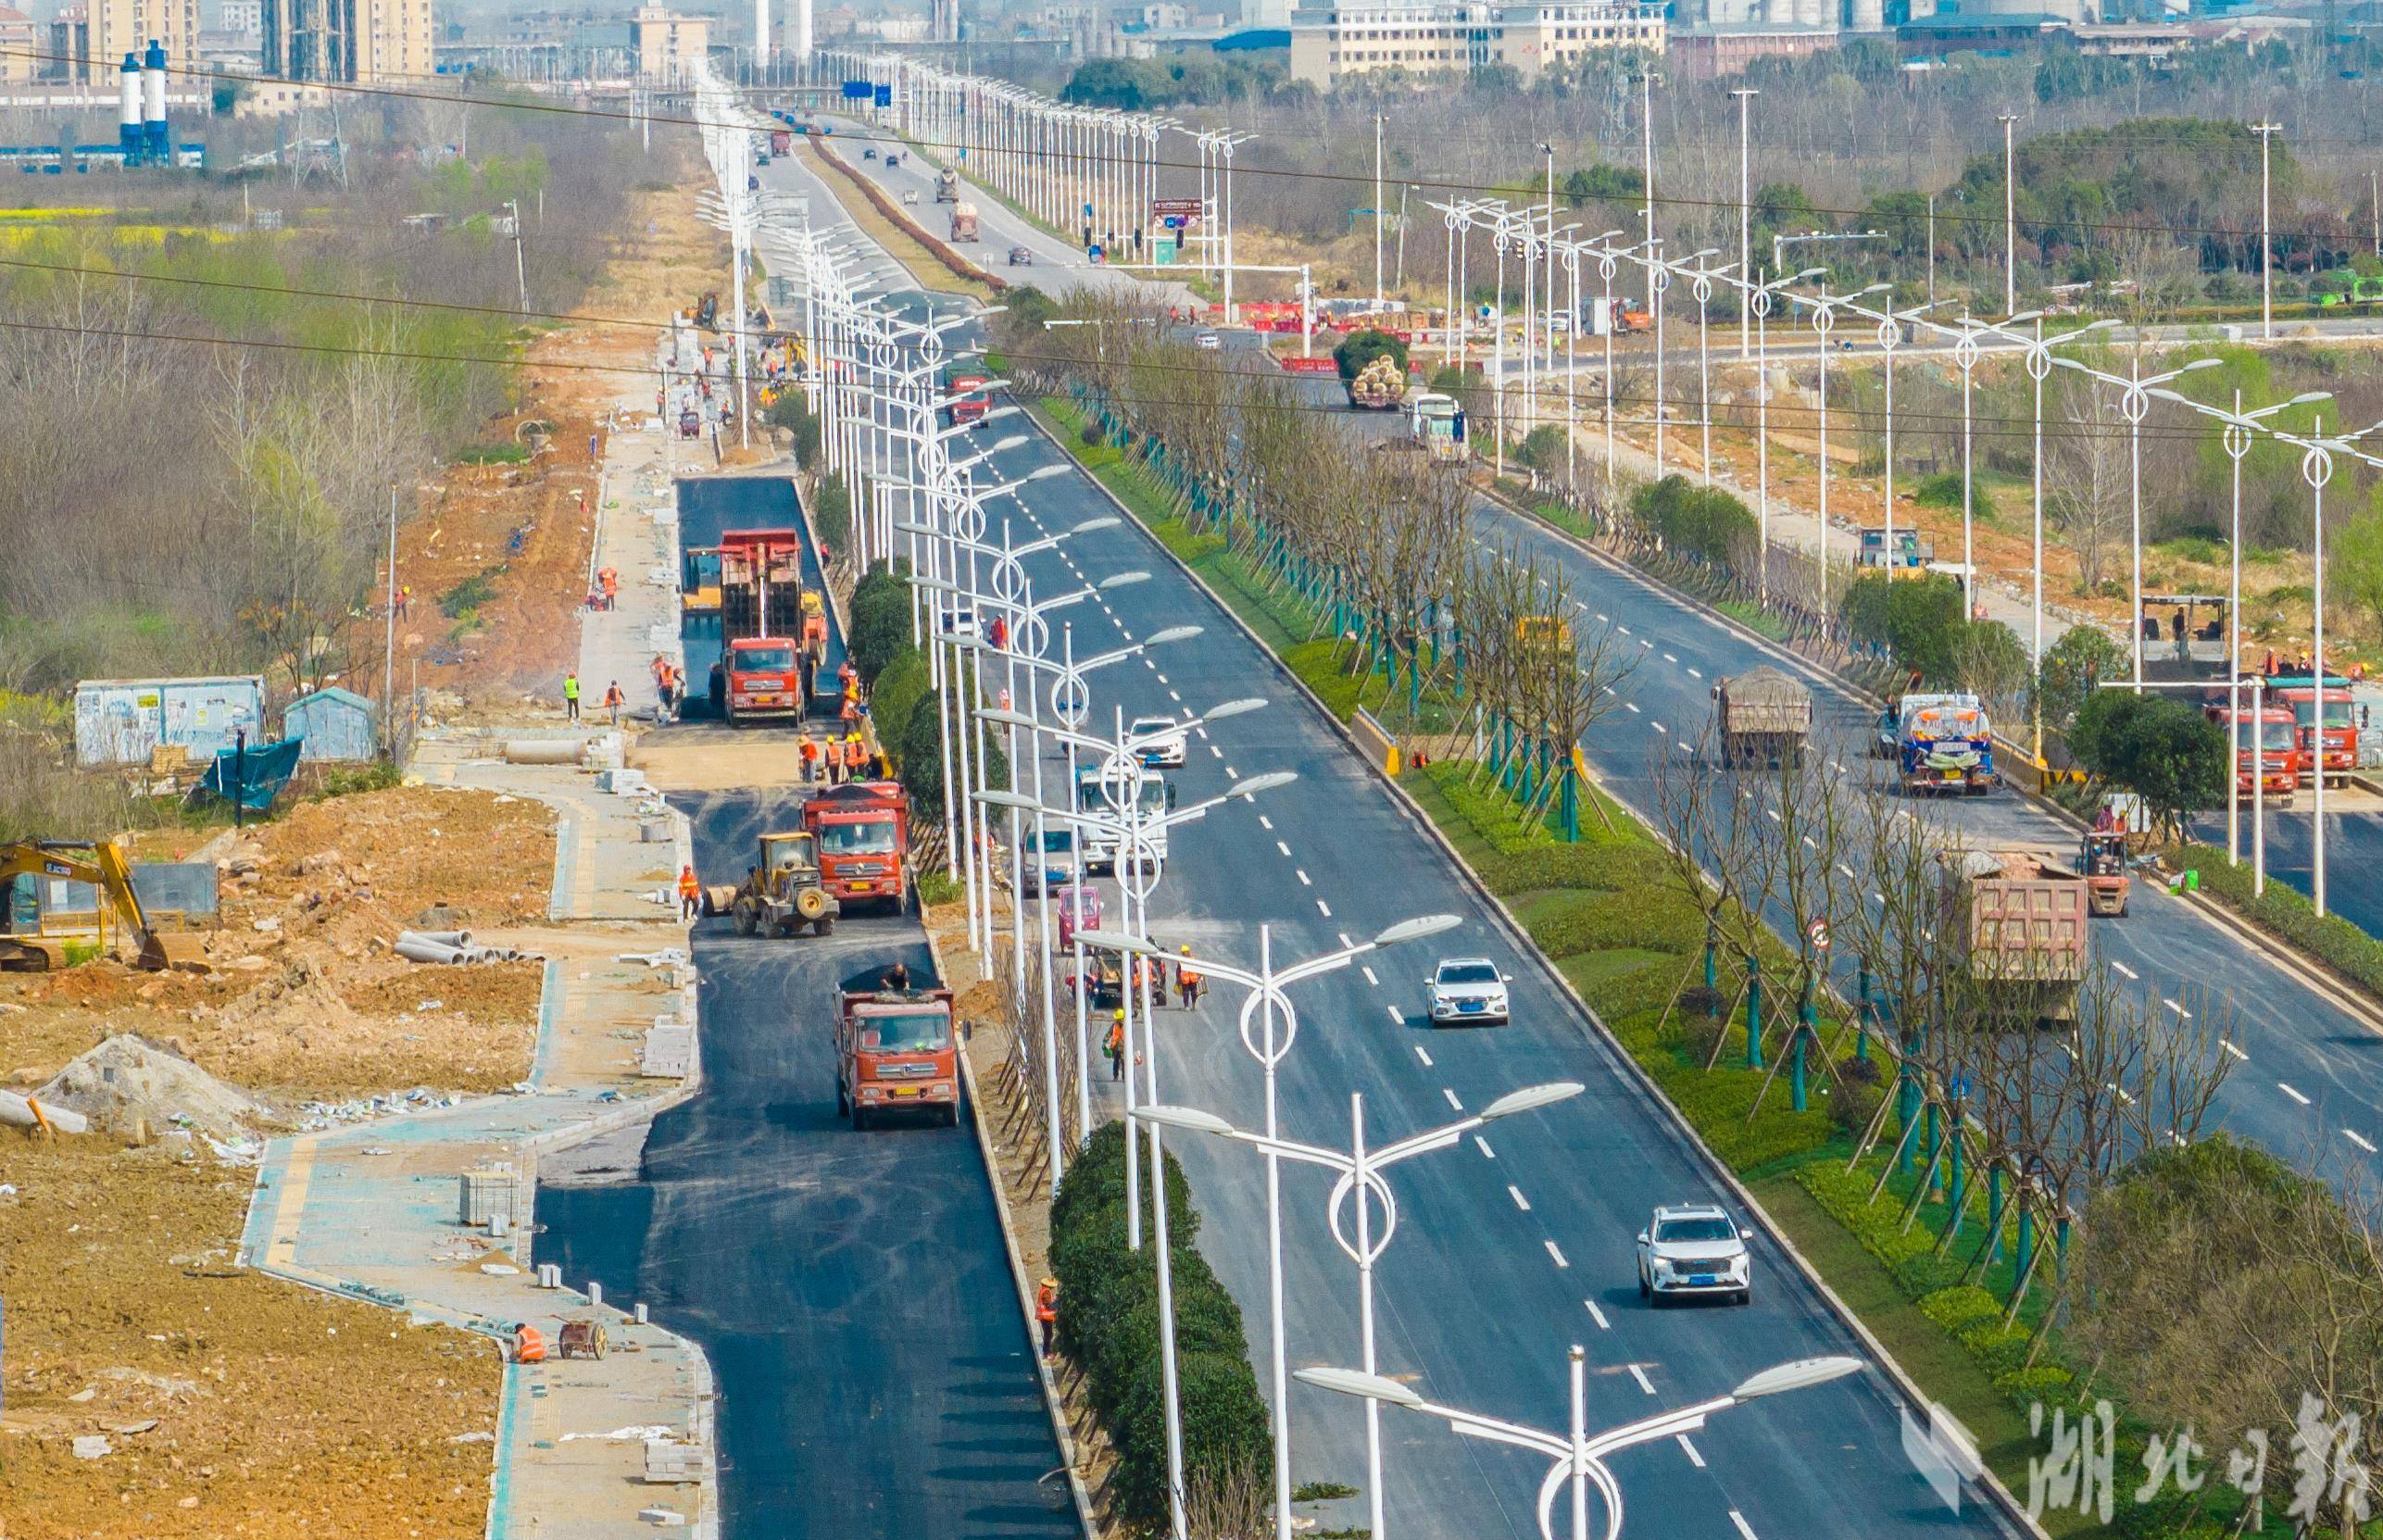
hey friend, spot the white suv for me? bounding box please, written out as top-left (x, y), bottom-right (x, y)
top-left (1130, 714), bottom-right (1188, 768)
top-left (1424, 958), bottom-right (1510, 1026)
top-left (1637, 1204), bottom-right (1753, 1307)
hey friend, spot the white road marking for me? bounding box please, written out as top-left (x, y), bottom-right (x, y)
top-left (1545, 1240), bottom-right (1570, 1268)
top-left (1361, 965), bottom-right (1378, 986)
top-left (1652, 721), bottom-right (1668, 734)
top-left (1297, 870), bottom-right (1311, 885)
top-left (1677, 1434), bottom-right (1706, 1468)
top-left (1764, 808), bottom-right (1781, 822)
top-left (1210, 745), bottom-right (1223, 758)
top-left (2347, 1131), bottom-right (2378, 1154)
top-left (1415, 1045), bottom-right (1434, 1067)
top-left (1155, 673), bottom-right (1168, 685)
top-left (1277, 841), bottom-right (1293, 857)
top-left (1475, 1135), bottom-right (1497, 1159)
top-left (1837, 863), bottom-right (1857, 879)
top-left (1339, 933), bottom-right (1356, 948)
top-left (1386, 1005), bottom-right (1405, 1026)
top-left (1801, 835), bottom-right (1816, 849)
top-left (1616, 624), bottom-right (1631, 635)
top-left (1169, 689), bottom-right (1182, 702)
top-left (2164, 998), bottom-right (2191, 1019)
top-left (1730, 1512), bottom-right (1759, 1540)
top-left (1508, 1184), bottom-right (1532, 1212)
top-left (1317, 899), bottom-right (1333, 918)
top-left (1624, 701), bottom-right (1641, 714)
top-left (1443, 1087), bottom-right (1464, 1111)
top-left (2221, 1040), bottom-right (2249, 1062)
top-left (1872, 891), bottom-right (1887, 906)
top-left (1583, 1298), bottom-right (1609, 1329)
top-left (1226, 766), bottom-right (1239, 780)
top-left (1627, 1364), bottom-right (1656, 1395)
top-left (2111, 960), bottom-right (2138, 981)
top-left (1639, 638), bottom-right (1654, 650)
top-left (1596, 612), bottom-right (1609, 622)
top-left (1143, 657), bottom-right (1157, 670)
top-left (1256, 813), bottom-right (1270, 829)
top-left (1662, 653), bottom-right (1678, 663)
top-left (1687, 667), bottom-right (1703, 679)
top-left (2280, 1083), bottom-right (2313, 1107)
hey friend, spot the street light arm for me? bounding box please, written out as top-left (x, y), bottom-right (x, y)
top-left (1578, 1397), bottom-right (1730, 1461)
top-left (1427, 1406), bottom-right (1574, 1460)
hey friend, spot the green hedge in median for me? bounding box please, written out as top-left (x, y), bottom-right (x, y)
top-left (1050, 1121), bottom-right (1272, 1533)
top-left (2176, 837), bottom-right (2383, 999)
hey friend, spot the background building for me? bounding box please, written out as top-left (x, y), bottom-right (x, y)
top-left (259, 0), bottom-right (431, 83)
top-left (629, 3), bottom-right (709, 79)
top-left (1289, 0), bottom-right (1663, 86)
top-left (0, 4), bottom-right (36, 79)
top-left (41, 0), bottom-right (200, 83)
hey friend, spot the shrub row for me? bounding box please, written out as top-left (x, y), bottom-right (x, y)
top-left (1050, 1121), bottom-right (1273, 1533)
top-left (1628, 474), bottom-right (1756, 568)
top-left (2177, 838), bottom-right (2383, 1000)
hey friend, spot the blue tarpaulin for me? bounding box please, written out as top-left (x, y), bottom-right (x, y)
top-left (190, 735), bottom-right (304, 812)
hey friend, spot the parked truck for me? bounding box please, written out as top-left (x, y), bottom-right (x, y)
top-left (1891, 693), bottom-right (1997, 795)
top-left (949, 201), bottom-right (980, 243)
top-left (1347, 354), bottom-right (1410, 410)
top-left (705, 529), bottom-right (819, 725)
top-left (947, 370), bottom-right (990, 427)
top-left (935, 167), bottom-right (959, 203)
top-left (2270, 677), bottom-right (2361, 787)
top-left (1409, 392), bottom-right (1467, 460)
top-left (2206, 703), bottom-right (2299, 804)
top-left (1939, 847), bottom-right (2088, 1025)
top-left (802, 781), bottom-right (910, 911)
top-left (771, 128), bottom-right (793, 156)
top-left (834, 964), bottom-right (958, 1128)
top-left (1712, 667), bottom-right (1812, 770)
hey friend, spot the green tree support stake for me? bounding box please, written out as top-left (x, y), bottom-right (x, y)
top-left (1898, 1070), bottom-right (1919, 1176)
top-left (1703, 922), bottom-right (1718, 993)
top-left (1925, 1103), bottom-right (1940, 1196)
top-left (2013, 1208), bottom-right (2035, 1307)
top-left (1988, 1167), bottom-right (2004, 1264)
top-left (1853, 961), bottom-right (1872, 1062)
top-left (1791, 974), bottom-right (1815, 1113)
top-left (1945, 1110), bottom-right (1963, 1222)
top-left (1744, 953), bottom-right (1764, 1070)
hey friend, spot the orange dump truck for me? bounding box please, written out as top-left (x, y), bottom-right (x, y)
top-left (801, 781), bottom-right (909, 911)
top-left (1940, 847), bottom-right (2088, 1026)
top-left (834, 965), bottom-right (958, 1128)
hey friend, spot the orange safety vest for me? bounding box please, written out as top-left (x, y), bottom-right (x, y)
top-left (605, 685), bottom-right (624, 707)
top-left (1178, 964), bottom-right (1202, 987)
top-left (515, 1325), bottom-right (547, 1363)
top-left (800, 738), bottom-right (819, 763)
top-left (844, 738), bottom-right (865, 768)
top-left (677, 870), bottom-right (700, 898)
top-left (1106, 1021), bottom-right (1123, 1056)
top-left (1035, 1283), bottom-right (1058, 1323)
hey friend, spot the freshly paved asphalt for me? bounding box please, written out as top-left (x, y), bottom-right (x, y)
top-left (538, 470), bottom-right (1072, 1540)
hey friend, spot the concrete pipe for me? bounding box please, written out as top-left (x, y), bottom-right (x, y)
top-left (410, 930), bottom-right (472, 948)
top-left (504, 739), bottom-right (585, 766)
top-left (1, 1090), bottom-right (90, 1135)
top-left (395, 935), bottom-right (468, 964)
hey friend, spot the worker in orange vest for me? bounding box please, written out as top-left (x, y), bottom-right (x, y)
top-left (798, 733), bottom-right (820, 782)
top-left (843, 734), bottom-right (865, 776)
top-left (604, 681), bottom-right (625, 726)
top-left (1106, 1010), bottom-right (1124, 1081)
top-left (1176, 945), bottom-right (1203, 1009)
top-left (1035, 1277), bottom-right (1060, 1359)
top-left (677, 864), bottom-right (701, 921)
top-left (513, 1322), bottom-right (547, 1363)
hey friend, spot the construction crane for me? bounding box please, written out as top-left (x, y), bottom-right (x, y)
top-left (0, 841), bottom-right (209, 973)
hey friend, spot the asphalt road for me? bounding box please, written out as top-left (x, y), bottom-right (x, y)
top-left (764, 133), bottom-right (2374, 1537)
top-left (674, 475), bottom-right (847, 722)
top-left (537, 788), bottom-right (1074, 1540)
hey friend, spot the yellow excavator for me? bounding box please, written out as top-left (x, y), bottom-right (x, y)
top-left (0, 840), bottom-right (212, 973)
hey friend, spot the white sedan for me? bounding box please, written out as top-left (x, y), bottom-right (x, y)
top-left (1637, 1204), bottom-right (1754, 1307)
top-left (1130, 714), bottom-right (1187, 767)
top-left (1424, 958), bottom-right (1509, 1026)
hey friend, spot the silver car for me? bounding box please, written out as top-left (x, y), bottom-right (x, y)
top-left (1424, 958), bottom-right (1509, 1026)
top-left (1636, 1204), bottom-right (1753, 1306)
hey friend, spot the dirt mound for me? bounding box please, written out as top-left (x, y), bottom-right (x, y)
top-left (35, 1034), bottom-right (264, 1142)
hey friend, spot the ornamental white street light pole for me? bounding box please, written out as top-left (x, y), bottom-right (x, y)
top-left (1135, 1081), bottom-right (1586, 1540)
top-left (2252, 120), bottom-right (2282, 340)
top-left (1729, 87), bottom-right (1757, 360)
top-left (1081, 915), bottom-right (1461, 1540)
top-left (1296, 1350), bottom-right (1864, 1540)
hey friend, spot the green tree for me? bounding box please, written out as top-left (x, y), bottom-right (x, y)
top-left (870, 648), bottom-right (931, 755)
top-left (811, 471), bottom-right (851, 558)
top-left (897, 678), bottom-right (1005, 815)
top-left (2035, 624), bottom-right (2129, 734)
top-left (2327, 489), bottom-right (2383, 641)
top-left (1514, 423), bottom-right (1568, 472)
top-left (767, 391), bottom-right (822, 468)
top-left (846, 561), bottom-right (911, 685)
top-left (1561, 163), bottom-right (1644, 206)
top-left (1332, 328), bottom-right (1408, 382)
top-left (2071, 688), bottom-right (2226, 837)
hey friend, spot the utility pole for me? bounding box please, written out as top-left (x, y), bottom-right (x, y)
top-left (505, 198), bottom-right (528, 312)
top-left (1731, 87), bottom-right (1757, 358)
top-left (1373, 110), bottom-right (1385, 312)
top-left (1638, 70), bottom-right (1660, 311)
top-left (1926, 194), bottom-right (1937, 304)
top-left (2371, 168), bottom-right (2378, 257)
top-left (1999, 113), bottom-right (2019, 316)
top-left (1541, 140), bottom-right (1556, 372)
top-left (2252, 120), bottom-right (2282, 340)
top-left (383, 484), bottom-right (397, 757)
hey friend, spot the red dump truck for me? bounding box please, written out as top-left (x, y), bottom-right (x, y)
top-left (1940, 848), bottom-right (2088, 1026)
top-left (2270, 678), bottom-right (2359, 787)
top-left (802, 781), bottom-right (909, 911)
top-left (706, 529), bottom-right (822, 724)
top-left (947, 370), bottom-right (990, 428)
top-left (771, 128), bottom-right (793, 156)
top-left (834, 964), bottom-right (958, 1128)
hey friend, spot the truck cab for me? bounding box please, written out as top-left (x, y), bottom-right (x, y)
top-left (719, 637), bottom-right (805, 725)
top-left (2210, 705), bottom-right (2299, 802)
top-left (946, 371), bottom-right (990, 427)
top-left (802, 782), bottom-right (909, 910)
top-left (834, 966), bottom-right (957, 1128)
top-left (2273, 681), bottom-right (2360, 787)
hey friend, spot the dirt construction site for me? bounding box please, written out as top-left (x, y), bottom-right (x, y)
top-left (1, 170), bottom-right (724, 1540)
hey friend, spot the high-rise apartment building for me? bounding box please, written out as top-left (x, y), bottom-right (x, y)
top-left (43, 0), bottom-right (198, 83)
top-left (261, 0), bottom-right (431, 83)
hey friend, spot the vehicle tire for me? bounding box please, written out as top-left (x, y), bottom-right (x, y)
top-left (943, 1102), bottom-right (960, 1128)
top-left (734, 900), bottom-right (759, 937)
top-left (1638, 1269), bottom-right (1650, 1300)
top-left (1737, 1287), bottom-right (1752, 1308)
top-left (836, 1077), bottom-right (848, 1116)
top-left (816, 916), bottom-right (835, 936)
top-left (851, 1105), bottom-right (871, 1132)
top-left (796, 888), bottom-right (829, 921)
top-left (2116, 903), bottom-right (2128, 918)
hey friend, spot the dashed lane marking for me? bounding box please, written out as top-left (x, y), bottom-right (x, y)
top-left (1545, 1240), bottom-right (1570, 1268)
top-left (1678, 1434), bottom-right (1706, 1468)
top-left (2111, 961), bottom-right (2138, 981)
top-left (1730, 1512), bottom-right (1759, 1540)
top-left (2280, 1083), bottom-right (2313, 1107)
top-left (1317, 899), bottom-right (1333, 918)
top-left (1583, 1299), bottom-right (1609, 1329)
top-left (1415, 1045), bottom-right (1433, 1067)
top-left (1508, 1184), bottom-right (1532, 1212)
top-left (2347, 1131), bottom-right (2378, 1154)
top-left (1443, 1087), bottom-right (1463, 1111)
top-left (2221, 1040), bottom-right (2248, 1062)
top-left (1277, 841), bottom-right (1293, 857)
top-left (1627, 1364), bottom-right (1656, 1395)
top-left (1361, 966), bottom-right (1378, 986)
top-left (1297, 870), bottom-right (1311, 885)
top-left (1475, 1135), bottom-right (1496, 1159)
